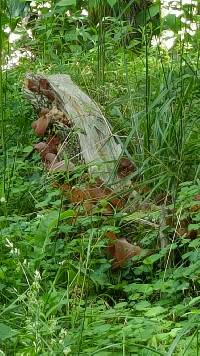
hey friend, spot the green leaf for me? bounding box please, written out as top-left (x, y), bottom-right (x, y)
top-left (69, 44), bottom-right (82, 53)
top-left (188, 223), bottom-right (200, 231)
top-left (0, 323), bottom-right (17, 341)
top-left (163, 15), bottom-right (181, 32)
top-left (135, 301), bottom-right (151, 311)
top-left (143, 253), bottom-right (162, 265)
top-left (107, 0), bottom-right (117, 8)
top-left (148, 3), bottom-right (160, 20)
top-left (22, 145), bottom-right (33, 153)
top-left (124, 283), bottom-right (153, 295)
top-left (145, 306), bottom-right (166, 317)
top-left (188, 296), bottom-right (200, 306)
top-left (65, 33), bottom-right (78, 41)
top-left (189, 238), bottom-right (200, 248)
top-left (6, 0), bottom-right (29, 18)
top-left (36, 210), bottom-right (60, 239)
top-left (56, 0), bottom-right (76, 6)
top-left (59, 209), bottom-right (76, 222)
top-left (136, 3), bottom-right (160, 26)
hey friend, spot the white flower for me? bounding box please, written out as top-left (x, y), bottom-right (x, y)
top-left (34, 270), bottom-right (41, 281)
top-left (5, 238), bottom-right (13, 248)
top-left (81, 9), bottom-right (88, 16)
top-left (190, 22), bottom-right (198, 31)
top-left (9, 33), bottom-right (21, 44)
top-left (63, 347), bottom-right (71, 355)
top-left (5, 238), bottom-right (20, 256)
top-left (59, 260), bottom-right (65, 266)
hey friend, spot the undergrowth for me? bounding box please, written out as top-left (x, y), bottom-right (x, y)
top-left (1, 1), bottom-right (200, 355)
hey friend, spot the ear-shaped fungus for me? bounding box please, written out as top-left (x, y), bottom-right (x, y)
top-left (106, 231), bottom-right (141, 269)
top-left (32, 113), bottom-right (51, 136)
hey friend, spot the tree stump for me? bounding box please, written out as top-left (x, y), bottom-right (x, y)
top-left (24, 73), bottom-right (135, 187)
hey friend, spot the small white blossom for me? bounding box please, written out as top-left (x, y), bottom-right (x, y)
top-left (190, 22), bottom-right (198, 31)
top-left (81, 9), bottom-right (88, 16)
top-left (5, 238), bottom-right (13, 248)
top-left (5, 238), bottom-right (20, 256)
top-left (34, 270), bottom-right (41, 281)
top-left (63, 347), bottom-right (71, 355)
top-left (9, 33), bottom-right (21, 44)
top-left (59, 260), bottom-right (66, 266)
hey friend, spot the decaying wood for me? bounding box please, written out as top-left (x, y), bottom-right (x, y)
top-left (24, 73), bottom-right (136, 187)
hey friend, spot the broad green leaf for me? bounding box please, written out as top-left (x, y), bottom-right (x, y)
top-left (145, 306), bottom-right (166, 317)
top-left (69, 44), bottom-right (82, 53)
top-left (6, 0), bottom-right (29, 18)
top-left (1, 14), bottom-right (9, 26)
top-left (189, 238), bottom-right (200, 248)
top-left (188, 296), bottom-right (200, 306)
top-left (188, 223), bottom-right (200, 231)
top-left (136, 3), bottom-right (160, 26)
top-left (163, 15), bottom-right (181, 32)
top-left (135, 301), bottom-right (151, 311)
top-left (124, 283), bottom-right (153, 295)
top-left (57, 0), bottom-right (76, 6)
top-left (36, 210), bottom-right (59, 239)
top-left (59, 209), bottom-right (76, 222)
top-left (148, 3), bottom-right (160, 20)
top-left (22, 145), bottom-right (33, 153)
top-left (65, 33), bottom-right (78, 41)
top-left (48, 209), bottom-right (75, 230)
top-left (143, 253), bottom-right (162, 265)
top-left (0, 323), bottom-right (17, 341)
top-left (124, 209), bottom-right (160, 222)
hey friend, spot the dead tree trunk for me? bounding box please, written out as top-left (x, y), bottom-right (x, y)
top-left (24, 73), bottom-right (135, 188)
